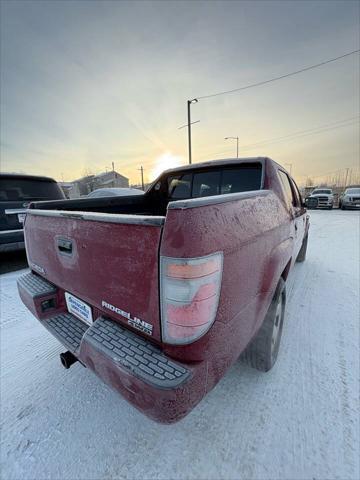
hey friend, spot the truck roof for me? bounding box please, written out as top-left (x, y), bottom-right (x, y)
top-left (0, 173), bottom-right (58, 183)
top-left (162, 157), bottom-right (269, 175)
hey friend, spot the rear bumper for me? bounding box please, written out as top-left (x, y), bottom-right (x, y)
top-left (0, 229), bottom-right (25, 252)
top-left (17, 272), bottom-right (206, 423)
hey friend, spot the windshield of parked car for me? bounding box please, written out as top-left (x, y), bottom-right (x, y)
top-left (0, 177), bottom-right (64, 201)
top-left (345, 188), bottom-right (360, 195)
top-left (312, 189), bottom-right (332, 195)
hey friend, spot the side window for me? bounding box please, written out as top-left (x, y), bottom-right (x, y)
top-left (192, 171), bottom-right (220, 198)
top-left (168, 174), bottom-right (192, 199)
top-left (278, 170), bottom-right (295, 206)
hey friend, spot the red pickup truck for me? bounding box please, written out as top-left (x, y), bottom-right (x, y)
top-left (18, 157), bottom-right (309, 423)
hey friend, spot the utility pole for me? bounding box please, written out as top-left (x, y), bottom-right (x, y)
top-left (344, 167), bottom-right (349, 187)
top-left (187, 101), bottom-right (192, 164)
top-left (187, 99), bottom-right (198, 164)
top-left (111, 162), bottom-right (115, 187)
top-left (138, 166), bottom-right (144, 190)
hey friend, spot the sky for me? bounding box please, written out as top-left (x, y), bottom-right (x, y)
top-left (0, 0), bottom-right (359, 185)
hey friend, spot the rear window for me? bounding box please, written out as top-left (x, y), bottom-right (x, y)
top-left (0, 178), bottom-right (64, 201)
top-left (193, 171), bottom-right (220, 198)
top-left (221, 168), bottom-right (262, 194)
top-left (167, 164), bottom-right (262, 200)
top-left (168, 174), bottom-right (192, 199)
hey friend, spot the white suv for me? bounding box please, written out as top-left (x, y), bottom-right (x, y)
top-left (339, 188), bottom-right (360, 210)
top-left (306, 188), bottom-right (334, 210)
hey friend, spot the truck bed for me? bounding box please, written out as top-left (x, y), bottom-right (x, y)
top-left (30, 193), bottom-right (165, 216)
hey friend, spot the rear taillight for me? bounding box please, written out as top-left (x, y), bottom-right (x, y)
top-left (160, 252), bottom-right (223, 345)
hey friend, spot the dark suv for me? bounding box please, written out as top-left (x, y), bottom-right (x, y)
top-left (0, 173), bottom-right (65, 252)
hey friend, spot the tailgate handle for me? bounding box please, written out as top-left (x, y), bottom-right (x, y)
top-left (57, 238), bottom-right (73, 255)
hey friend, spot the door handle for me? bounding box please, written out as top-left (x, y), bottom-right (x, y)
top-left (57, 238), bottom-right (73, 255)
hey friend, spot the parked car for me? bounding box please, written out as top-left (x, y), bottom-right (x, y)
top-left (305, 188), bottom-right (334, 209)
top-left (338, 187), bottom-right (360, 210)
top-left (17, 157), bottom-right (309, 423)
top-left (0, 173), bottom-right (64, 253)
top-left (87, 187), bottom-right (144, 198)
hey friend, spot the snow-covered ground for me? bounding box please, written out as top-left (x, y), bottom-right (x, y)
top-left (1, 210), bottom-right (359, 480)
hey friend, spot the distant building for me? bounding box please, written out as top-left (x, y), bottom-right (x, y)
top-left (59, 182), bottom-right (81, 199)
top-left (72, 175), bottom-right (95, 196)
top-left (72, 171), bottom-right (129, 196)
top-left (93, 171), bottom-right (129, 189)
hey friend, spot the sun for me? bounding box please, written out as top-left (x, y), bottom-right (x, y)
top-left (150, 152), bottom-right (184, 181)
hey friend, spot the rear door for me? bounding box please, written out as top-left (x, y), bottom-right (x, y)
top-left (278, 171), bottom-right (305, 257)
top-left (24, 210), bottom-right (164, 341)
top-left (289, 177), bottom-right (306, 252)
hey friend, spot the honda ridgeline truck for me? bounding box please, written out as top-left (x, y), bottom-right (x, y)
top-left (18, 158), bottom-right (309, 423)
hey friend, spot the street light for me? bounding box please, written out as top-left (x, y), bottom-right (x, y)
top-left (224, 136), bottom-right (239, 158)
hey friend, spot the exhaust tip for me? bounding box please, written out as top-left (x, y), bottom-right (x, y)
top-left (60, 351), bottom-right (78, 369)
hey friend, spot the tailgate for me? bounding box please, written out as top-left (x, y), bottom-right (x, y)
top-left (24, 210), bottom-right (164, 341)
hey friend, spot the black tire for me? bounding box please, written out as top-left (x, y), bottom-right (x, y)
top-left (241, 278), bottom-right (286, 372)
top-left (341, 205), bottom-right (346, 210)
top-left (296, 234), bottom-right (308, 263)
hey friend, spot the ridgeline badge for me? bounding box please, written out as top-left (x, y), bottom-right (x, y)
top-left (101, 300), bottom-right (153, 336)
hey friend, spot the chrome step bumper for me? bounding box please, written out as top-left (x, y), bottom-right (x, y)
top-left (84, 317), bottom-right (189, 388)
top-left (17, 272), bottom-right (190, 390)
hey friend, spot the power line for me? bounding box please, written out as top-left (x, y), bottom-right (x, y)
top-left (237, 116), bottom-right (359, 150)
top-left (311, 166), bottom-right (360, 180)
top-left (207, 117), bottom-right (359, 158)
top-left (241, 120), bottom-right (359, 150)
top-left (120, 116), bottom-right (359, 173)
top-left (195, 50), bottom-right (360, 100)
top-left (117, 115), bottom-right (358, 174)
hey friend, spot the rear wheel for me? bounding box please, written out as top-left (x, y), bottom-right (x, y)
top-left (241, 278), bottom-right (286, 372)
